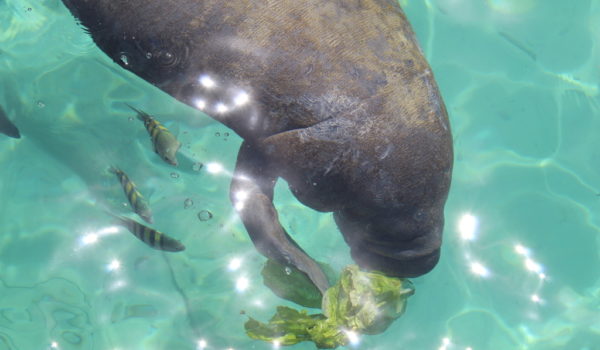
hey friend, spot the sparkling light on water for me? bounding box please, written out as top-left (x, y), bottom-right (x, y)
top-left (514, 243), bottom-right (531, 257)
top-left (233, 190), bottom-right (249, 211)
top-left (199, 75), bottom-right (216, 88)
top-left (470, 261), bottom-right (491, 278)
top-left (194, 99), bottom-right (207, 110)
top-left (458, 212), bottom-right (479, 241)
top-left (228, 257), bottom-right (242, 271)
top-left (196, 338), bottom-right (207, 350)
top-left (107, 279), bottom-right (127, 291)
top-left (438, 337), bottom-right (451, 350)
top-left (233, 91), bottom-right (250, 106)
top-left (81, 233), bottom-right (98, 245)
top-left (236, 276), bottom-right (249, 292)
top-left (106, 259), bottom-right (121, 272)
top-left (206, 162), bottom-right (224, 174)
top-left (78, 226), bottom-right (120, 248)
top-left (215, 102), bottom-right (229, 114)
top-left (524, 257), bottom-right (543, 274)
top-left (344, 330), bottom-right (360, 346)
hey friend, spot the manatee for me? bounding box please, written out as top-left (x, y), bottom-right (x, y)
top-left (61, 0), bottom-right (453, 294)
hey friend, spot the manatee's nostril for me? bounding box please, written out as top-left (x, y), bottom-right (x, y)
top-left (158, 51), bottom-right (176, 66)
top-left (118, 52), bottom-right (130, 66)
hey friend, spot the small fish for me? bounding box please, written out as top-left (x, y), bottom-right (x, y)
top-left (127, 104), bottom-right (180, 166)
top-left (115, 215), bottom-right (185, 252)
top-left (0, 105), bottom-right (20, 139)
top-left (109, 166), bottom-right (153, 224)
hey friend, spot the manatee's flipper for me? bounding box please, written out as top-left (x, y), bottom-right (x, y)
top-left (230, 141), bottom-right (330, 294)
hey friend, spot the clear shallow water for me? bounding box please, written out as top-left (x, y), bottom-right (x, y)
top-left (1, 0), bottom-right (599, 349)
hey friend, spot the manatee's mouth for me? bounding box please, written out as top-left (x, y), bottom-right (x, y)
top-left (350, 244), bottom-right (441, 278)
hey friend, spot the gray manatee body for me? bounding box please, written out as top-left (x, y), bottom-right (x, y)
top-left (61, 0), bottom-right (453, 293)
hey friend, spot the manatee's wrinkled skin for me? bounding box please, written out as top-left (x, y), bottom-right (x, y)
top-left (61, 0), bottom-right (453, 293)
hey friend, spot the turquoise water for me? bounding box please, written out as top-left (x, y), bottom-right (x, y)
top-left (1, 0), bottom-right (599, 349)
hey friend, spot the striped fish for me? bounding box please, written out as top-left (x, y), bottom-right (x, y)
top-left (109, 166), bottom-right (153, 224)
top-left (127, 104), bottom-right (181, 166)
top-left (116, 215), bottom-right (185, 252)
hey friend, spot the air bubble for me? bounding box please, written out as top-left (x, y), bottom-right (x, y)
top-left (184, 198), bottom-right (194, 209)
top-left (36, 100), bottom-right (45, 108)
top-left (197, 210), bottom-right (213, 221)
top-left (215, 132), bottom-right (221, 137)
top-left (285, 267), bottom-right (292, 275)
top-left (146, 52), bottom-right (152, 59)
top-left (192, 162), bottom-right (204, 172)
top-left (170, 172), bottom-right (180, 179)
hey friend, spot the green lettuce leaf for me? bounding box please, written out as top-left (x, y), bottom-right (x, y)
top-left (246, 265), bottom-right (414, 348)
top-left (261, 259), bottom-right (337, 308)
top-left (323, 265), bottom-right (414, 334)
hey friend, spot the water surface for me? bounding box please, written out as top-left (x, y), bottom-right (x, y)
top-left (0, 0), bottom-right (599, 349)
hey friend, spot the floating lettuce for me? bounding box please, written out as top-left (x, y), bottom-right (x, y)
top-left (261, 259), bottom-right (337, 308)
top-left (246, 264), bottom-right (415, 348)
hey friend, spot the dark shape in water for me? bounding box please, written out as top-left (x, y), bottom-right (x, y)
top-left (0, 105), bottom-right (20, 139)
top-left (61, 0), bottom-right (453, 295)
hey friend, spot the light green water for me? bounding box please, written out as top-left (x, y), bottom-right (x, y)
top-left (1, 0), bottom-right (599, 349)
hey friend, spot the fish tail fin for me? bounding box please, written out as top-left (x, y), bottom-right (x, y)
top-left (100, 207), bottom-right (129, 227)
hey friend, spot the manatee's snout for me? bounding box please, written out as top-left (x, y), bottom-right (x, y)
top-left (334, 208), bottom-right (443, 277)
top-left (352, 243), bottom-right (441, 278)
top-left (111, 38), bottom-right (189, 87)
